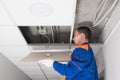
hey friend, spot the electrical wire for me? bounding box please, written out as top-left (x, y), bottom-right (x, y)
top-left (37, 26), bottom-right (50, 43)
top-left (94, 0), bottom-right (105, 22)
top-left (57, 26), bottom-right (60, 43)
top-left (93, 0), bottom-right (108, 25)
top-left (41, 34), bottom-right (50, 44)
top-left (37, 26), bottom-right (44, 43)
top-left (54, 26), bottom-right (57, 42)
top-left (92, 0), bottom-right (118, 27)
top-left (52, 26), bottom-right (55, 43)
top-left (51, 26), bottom-right (54, 43)
top-left (55, 26), bottom-right (58, 42)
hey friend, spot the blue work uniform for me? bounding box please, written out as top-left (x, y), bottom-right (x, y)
top-left (53, 42), bottom-right (99, 80)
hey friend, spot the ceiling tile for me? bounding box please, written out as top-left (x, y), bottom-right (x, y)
top-left (2, 0), bottom-right (77, 25)
top-left (0, 46), bottom-right (30, 57)
top-left (0, 27), bottom-right (28, 45)
top-left (32, 78), bottom-right (46, 80)
top-left (17, 65), bottom-right (40, 71)
top-left (0, 2), bottom-right (15, 25)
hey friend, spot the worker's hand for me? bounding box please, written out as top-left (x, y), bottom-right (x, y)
top-left (38, 59), bottom-right (54, 67)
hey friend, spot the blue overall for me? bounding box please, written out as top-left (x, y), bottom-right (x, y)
top-left (53, 43), bottom-right (99, 80)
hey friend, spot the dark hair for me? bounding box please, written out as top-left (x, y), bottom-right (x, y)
top-left (75, 26), bottom-right (91, 41)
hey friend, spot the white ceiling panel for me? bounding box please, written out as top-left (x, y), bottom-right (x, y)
top-left (2, 0), bottom-right (77, 26)
top-left (43, 71), bottom-right (61, 78)
top-left (17, 65), bottom-right (40, 70)
top-left (8, 57), bottom-right (23, 65)
top-left (0, 27), bottom-right (27, 45)
top-left (48, 77), bottom-right (61, 80)
top-left (24, 70), bottom-right (43, 76)
top-left (27, 74), bottom-right (45, 79)
top-left (24, 70), bottom-right (45, 79)
top-left (8, 57), bottom-right (38, 66)
top-left (0, 2), bottom-right (14, 26)
top-left (32, 78), bottom-right (46, 80)
top-left (0, 46), bottom-right (30, 57)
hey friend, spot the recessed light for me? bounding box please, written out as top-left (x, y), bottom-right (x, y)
top-left (29, 3), bottom-right (54, 17)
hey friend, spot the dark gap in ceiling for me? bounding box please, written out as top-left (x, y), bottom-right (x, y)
top-left (18, 26), bottom-right (71, 44)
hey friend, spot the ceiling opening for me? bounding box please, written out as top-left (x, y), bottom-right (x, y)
top-left (18, 26), bottom-right (71, 44)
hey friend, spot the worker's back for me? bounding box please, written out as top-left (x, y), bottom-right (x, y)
top-left (66, 43), bottom-right (99, 80)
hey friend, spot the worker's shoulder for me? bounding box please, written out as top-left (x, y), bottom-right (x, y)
top-left (75, 44), bottom-right (89, 51)
top-left (73, 48), bottom-right (88, 55)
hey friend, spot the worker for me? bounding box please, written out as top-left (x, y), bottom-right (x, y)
top-left (39, 26), bottom-right (99, 80)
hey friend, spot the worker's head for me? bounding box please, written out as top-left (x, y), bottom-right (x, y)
top-left (73, 26), bottom-right (91, 45)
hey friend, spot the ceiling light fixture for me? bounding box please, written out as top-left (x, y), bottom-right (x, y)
top-left (29, 3), bottom-right (54, 17)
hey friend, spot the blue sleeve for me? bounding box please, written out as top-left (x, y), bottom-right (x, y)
top-left (53, 61), bottom-right (80, 78)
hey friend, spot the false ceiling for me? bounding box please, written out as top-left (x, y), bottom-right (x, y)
top-left (0, 0), bottom-right (118, 80)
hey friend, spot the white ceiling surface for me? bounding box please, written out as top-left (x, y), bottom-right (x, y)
top-left (0, 0), bottom-right (76, 79)
top-left (0, 0), bottom-right (76, 26)
top-left (0, 0), bottom-right (102, 80)
top-left (0, 2), bottom-right (15, 26)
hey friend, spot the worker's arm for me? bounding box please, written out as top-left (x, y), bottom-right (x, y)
top-left (39, 48), bottom-right (90, 78)
top-left (53, 61), bottom-right (80, 78)
top-left (38, 59), bottom-right (80, 78)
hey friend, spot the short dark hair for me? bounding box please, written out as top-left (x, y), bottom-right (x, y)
top-left (75, 26), bottom-right (91, 41)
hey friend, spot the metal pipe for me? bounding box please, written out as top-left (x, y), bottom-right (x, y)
top-left (69, 0), bottom-right (77, 51)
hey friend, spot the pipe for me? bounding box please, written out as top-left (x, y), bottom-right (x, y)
top-left (69, 0), bottom-right (77, 50)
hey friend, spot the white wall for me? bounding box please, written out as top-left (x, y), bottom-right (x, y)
top-left (95, 47), bottom-right (105, 76)
top-left (101, 1), bottom-right (120, 80)
top-left (0, 53), bottom-right (31, 80)
top-left (99, 0), bottom-right (120, 43)
top-left (103, 19), bottom-right (120, 80)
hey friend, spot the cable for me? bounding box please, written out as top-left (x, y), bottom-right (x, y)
top-left (92, 0), bottom-right (118, 27)
top-left (55, 26), bottom-right (58, 42)
top-left (54, 26), bottom-right (57, 42)
top-left (37, 26), bottom-right (50, 43)
top-left (57, 26), bottom-right (60, 43)
top-left (52, 26), bottom-right (56, 43)
top-left (94, 0), bottom-right (105, 22)
top-left (37, 63), bottom-right (48, 80)
top-left (42, 34), bottom-right (50, 44)
top-left (51, 26), bottom-right (54, 43)
top-left (93, 0), bottom-right (108, 25)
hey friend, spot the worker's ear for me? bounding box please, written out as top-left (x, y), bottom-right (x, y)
top-left (80, 33), bottom-right (86, 38)
top-left (80, 33), bottom-right (84, 36)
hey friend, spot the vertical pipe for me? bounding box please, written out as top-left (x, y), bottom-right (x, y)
top-left (69, 0), bottom-right (77, 51)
